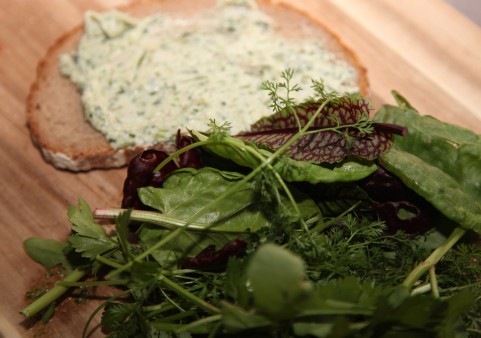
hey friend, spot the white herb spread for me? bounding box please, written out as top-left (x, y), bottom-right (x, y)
top-left (60, 0), bottom-right (359, 149)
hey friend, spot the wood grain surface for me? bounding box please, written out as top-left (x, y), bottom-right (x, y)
top-left (1, 0), bottom-right (480, 337)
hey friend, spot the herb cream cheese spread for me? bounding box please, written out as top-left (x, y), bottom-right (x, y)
top-left (60, 0), bottom-right (359, 149)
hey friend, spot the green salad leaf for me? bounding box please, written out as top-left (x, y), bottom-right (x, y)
top-left (139, 167), bottom-right (274, 233)
top-left (68, 197), bottom-right (118, 259)
top-left (380, 148), bottom-right (481, 233)
top-left (23, 238), bottom-right (72, 271)
top-left (375, 92), bottom-right (481, 233)
top-left (246, 244), bottom-right (313, 320)
top-left (191, 130), bottom-right (377, 184)
top-left (139, 167), bottom-right (320, 233)
top-left (137, 167), bottom-right (320, 265)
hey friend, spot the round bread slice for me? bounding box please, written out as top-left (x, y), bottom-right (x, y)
top-left (27, 0), bottom-right (368, 171)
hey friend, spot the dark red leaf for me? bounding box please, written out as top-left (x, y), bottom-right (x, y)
top-left (237, 97), bottom-right (396, 164)
top-left (122, 149), bottom-right (177, 209)
top-left (250, 97), bottom-right (370, 131)
top-left (181, 238), bottom-right (247, 271)
top-left (176, 129), bottom-right (203, 169)
top-left (358, 167), bottom-right (434, 235)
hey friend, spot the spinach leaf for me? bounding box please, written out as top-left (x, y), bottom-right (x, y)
top-left (137, 167), bottom-right (320, 265)
top-left (379, 148), bottom-right (481, 233)
top-left (375, 93), bottom-right (481, 233)
top-left (139, 167), bottom-right (320, 233)
top-left (375, 98), bottom-right (481, 199)
top-left (141, 167), bottom-right (273, 233)
top-left (391, 90), bottom-right (481, 145)
top-left (192, 130), bottom-right (377, 184)
top-left (274, 157), bottom-right (377, 184)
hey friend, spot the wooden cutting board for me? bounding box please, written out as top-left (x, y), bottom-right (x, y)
top-left (1, 0), bottom-right (481, 337)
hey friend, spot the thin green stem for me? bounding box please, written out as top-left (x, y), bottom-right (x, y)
top-left (94, 208), bottom-right (246, 234)
top-left (82, 290), bottom-right (131, 338)
top-left (153, 140), bottom-right (211, 173)
top-left (403, 227), bottom-right (466, 289)
top-left (208, 321), bottom-right (223, 338)
top-left (303, 123), bottom-right (362, 136)
top-left (20, 269), bottom-right (85, 318)
top-left (143, 302), bottom-right (175, 314)
top-left (310, 203), bottom-right (359, 234)
top-left (153, 309), bottom-right (197, 322)
top-left (411, 283), bottom-right (431, 296)
top-left (150, 322), bottom-right (211, 334)
top-left (159, 275), bottom-right (220, 314)
top-left (429, 266), bottom-right (440, 298)
top-left (241, 143), bottom-right (312, 236)
top-left (106, 227), bottom-right (183, 279)
top-left (175, 314), bottom-right (222, 333)
top-left (96, 254), bottom-right (124, 269)
top-left (57, 279), bottom-right (127, 287)
top-left (161, 288), bottom-right (185, 312)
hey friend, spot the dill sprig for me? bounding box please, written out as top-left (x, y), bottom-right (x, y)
top-left (261, 68), bottom-right (302, 115)
top-left (288, 212), bottom-right (430, 285)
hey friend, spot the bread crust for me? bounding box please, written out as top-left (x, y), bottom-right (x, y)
top-left (27, 0), bottom-right (368, 171)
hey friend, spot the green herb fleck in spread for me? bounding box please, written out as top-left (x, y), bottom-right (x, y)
top-left (60, 0), bottom-right (360, 149)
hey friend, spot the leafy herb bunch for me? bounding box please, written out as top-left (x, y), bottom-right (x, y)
top-left (22, 70), bottom-right (481, 337)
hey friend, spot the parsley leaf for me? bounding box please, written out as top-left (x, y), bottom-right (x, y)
top-left (68, 197), bottom-right (117, 260)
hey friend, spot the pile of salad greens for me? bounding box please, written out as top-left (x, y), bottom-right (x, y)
top-left (22, 70), bottom-right (481, 338)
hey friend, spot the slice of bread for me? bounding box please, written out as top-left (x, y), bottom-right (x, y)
top-left (27, 0), bottom-right (368, 171)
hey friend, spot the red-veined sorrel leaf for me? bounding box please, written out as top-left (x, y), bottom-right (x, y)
top-left (238, 96), bottom-right (399, 164)
top-left (251, 96), bottom-right (369, 131)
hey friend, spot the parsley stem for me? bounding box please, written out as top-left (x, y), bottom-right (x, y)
top-left (20, 269), bottom-right (85, 318)
top-left (175, 314), bottom-right (222, 333)
top-left (150, 322), bottom-right (211, 334)
top-left (411, 283), bottom-right (431, 296)
top-left (96, 254), bottom-right (124, 268)
top-left (152, 309), bottom-right (197, 322)
top-left (57, 279), bottom-right (127, 287)
top-left (402, 226), bottom-right (466, 289)
top-left (159, 276), bottom-right (220, 314)
top-left (429, 266), bottom-right (440, 298)
top-left (143, 302), bottom-right (176, 315)
top-left (94, 208), bottom-right (246, 233)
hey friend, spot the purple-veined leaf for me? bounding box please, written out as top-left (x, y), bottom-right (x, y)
top-left (251, 96), bottom-right (370, 131)
top-left (238, 96), bottom-right (399, 164)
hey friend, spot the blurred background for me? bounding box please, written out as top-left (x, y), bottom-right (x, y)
top-left (447, 0), bottom-right (481, 26)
